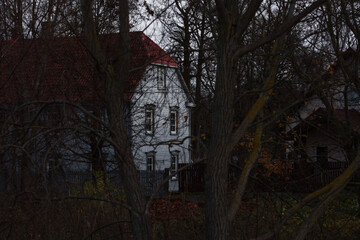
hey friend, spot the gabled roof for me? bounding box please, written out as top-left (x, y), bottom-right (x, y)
top-left (286, 47), bottom-right (360, 133)
top-left (0, 32), bottom-right (178, 103)
top-left (288, 107), bottom-right (360, 135)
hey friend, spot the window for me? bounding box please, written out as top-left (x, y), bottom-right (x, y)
top-left (47, 155), bottom-right (61, 174)
top-left (146, 153), bottom-right (155, 171)
top-left (353, 137), bottom-right (359, 155)
top-left (157, 66), bottom-right (166, 90)
top-left (347, 90), bottom-right (360, 106)
top-left (145, 105), bottom-right (154, 134)
top-left (48, 159), bottom-right (56, 172)
top-left (170, 108), bottom-right (178, 135)
top-left (0, 107), bottom-right (6, 123)
top-left (170, 152), bottom-right (179, 179)
top-left (316, 146), bottom-right (328, 169)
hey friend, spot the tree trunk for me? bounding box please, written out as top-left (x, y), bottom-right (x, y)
top-left (80, 1), bottom-right (151, 239)
top-left (205, 38), bottom-right (235, 239)
top-left (193, 9), bottom-right (206, 158)
top-left (107, 91), bottom-right (150, 240)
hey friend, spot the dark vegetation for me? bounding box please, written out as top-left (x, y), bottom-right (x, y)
top-left (2, 0), bottom-right (360, 239)
top-left (1, 187), bottom-right (360, 240)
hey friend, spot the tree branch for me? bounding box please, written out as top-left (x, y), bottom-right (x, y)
top-left (228, 111), bottom-right (263, 221)
top-left (233, 0), bottom-right (326, 59)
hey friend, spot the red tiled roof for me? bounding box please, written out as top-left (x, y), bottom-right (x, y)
top-left (0, 32), bottom-right (177, 103)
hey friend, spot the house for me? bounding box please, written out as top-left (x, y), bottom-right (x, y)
top-left (0, 32), bottom-right (194, 192)
top-left (285, 49), bottom-right (360, 179)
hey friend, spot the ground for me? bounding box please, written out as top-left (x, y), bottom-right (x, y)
top-left (1, 188), bottom-right (360, 239)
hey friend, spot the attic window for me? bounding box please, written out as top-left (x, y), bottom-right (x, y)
top-left (157, 66), bottom-right (166, 90)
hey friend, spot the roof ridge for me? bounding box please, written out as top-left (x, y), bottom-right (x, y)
top-left (0, 32), bottom-right (177, 103)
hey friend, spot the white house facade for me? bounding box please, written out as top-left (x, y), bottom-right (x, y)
top-left (130, 64), bottom-right (193, 172)
top-left (0, 32), bottom-right (194, 192)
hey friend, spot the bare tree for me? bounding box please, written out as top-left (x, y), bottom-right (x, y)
top-left (203, 0), bottom-right (327, 239)
top-left (80, 1), bottom-right (151, 239)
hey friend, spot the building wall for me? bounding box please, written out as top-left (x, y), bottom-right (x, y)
top-left (130, 64), bottom-right (192, 170)
top-left (286, 82), bottom-right (360, 133)
top-left (305, 128), bottom-right (347, 163)
top-left (0, 64), bottom-right (192, 190)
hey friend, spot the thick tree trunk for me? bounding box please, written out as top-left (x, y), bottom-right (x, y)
top-left (80, 1), bottom-right (151, 239)
top-left (107, 93), bottom-right (150, 240)
top-left (205, 39), bottom-right (235, 239)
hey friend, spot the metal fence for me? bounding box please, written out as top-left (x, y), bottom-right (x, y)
top-left (0, 170), bottom-right (167, 196)
top-left (139, 170), bottom-right (168, 196)
top-left (0, 171), bottom-right (5, 192)
top-left (59, 170), bottom-right (167, 196)
top-left (178, 163), bottom-right (205, 192)
top-left (2, 164), bottom-right (359, 195)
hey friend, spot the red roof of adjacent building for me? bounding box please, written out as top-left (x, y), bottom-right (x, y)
top-left (0, 32), bottom-right (177, 103)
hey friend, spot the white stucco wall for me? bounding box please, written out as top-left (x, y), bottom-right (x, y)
top-left (18, 64), bottom-right (192, 175)
top-left (130, 64), bottom-right (192, 170)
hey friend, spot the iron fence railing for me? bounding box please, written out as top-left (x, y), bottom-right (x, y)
top-left (0, 170), bottom-right (168, 196)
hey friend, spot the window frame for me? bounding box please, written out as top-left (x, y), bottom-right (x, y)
top-left (170, 151), bottom-right (179, 180)
top-left (347, 90), bottom-right (360, 106)
top-left (146, 153), bottom-right (155, 171)
top-left (170, 107), bottom-right (179, 135)
top-left (145, 105), bottom-right (155, 135)
top-left (157, 66), bottom-right (166, 90)
top-left (0, 107), bottom-right (6, 124)
top-left (316, 146), bottom-right (329, 169)
top-left (47, 159), bottom-right (56, 172)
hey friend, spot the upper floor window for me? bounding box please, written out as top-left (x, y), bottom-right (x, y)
top-left (170, 107), bottom-right (178, 135)
top-left (145, 105), bottom-right (155, 135)
top-left (157, 66), bottom-right (166, 90)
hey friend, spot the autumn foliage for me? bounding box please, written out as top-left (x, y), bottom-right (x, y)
top-left (235, 132), bottom-right (293, 180)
